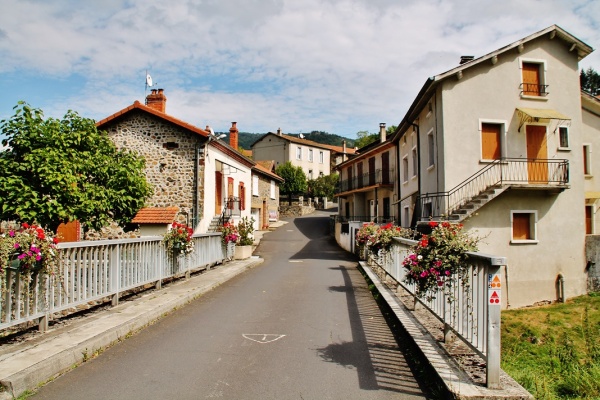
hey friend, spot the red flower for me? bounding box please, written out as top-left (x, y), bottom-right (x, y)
top-left (442, 221), bottom-right (451, 228)
top-left (429, 221), bottom-right (438, 228)
top-left (22, 222), bottom-right (30, 229)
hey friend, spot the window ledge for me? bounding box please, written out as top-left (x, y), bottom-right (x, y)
top-left (510, 239), bottom-right (539, 245)
top-left (411, 175), bottom-right (418, 180)
top-left (585, 174), bottom-right (593, 179)
top-left (557, 147), bottom-right (571, 152)
top-left (427, 165), bottom-right (435, 171)
top-left (519, 95), bottom-right (549, 101)
top-left (402, 180), bottom-right (409, 185)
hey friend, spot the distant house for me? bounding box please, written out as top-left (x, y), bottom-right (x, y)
top-left (251, 160), bottom-right (284, 230)
top-left (582, 91), bottom-right (600, 234)
top-left (96, 89), bottom-right (258, 234)
top-left (251, 129), bottom-right (343, 179)
top-left (131, 206), bottom-right (179, 236)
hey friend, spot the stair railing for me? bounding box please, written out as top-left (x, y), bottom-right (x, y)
top-left (417, 158), bottom-right (568, 221)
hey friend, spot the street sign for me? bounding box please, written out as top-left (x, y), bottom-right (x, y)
top-left (488, 273), bottom-right (501, 305)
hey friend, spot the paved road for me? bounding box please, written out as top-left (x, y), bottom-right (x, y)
top-left (32, 211), bottom-right (429, 399)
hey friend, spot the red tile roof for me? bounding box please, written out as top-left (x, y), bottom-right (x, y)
top-left (96, 101), bottom-right (209, 138)
top-left (253, 161), bottom-right (284, 182)
top-left (132, 207), bottom-right (179, 224)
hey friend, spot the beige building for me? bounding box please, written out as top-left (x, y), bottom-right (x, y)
top-left (336, 123), bottom-right (397, 222)
top-left (251, 161), bottom-right (283, 230)
top-left (582, 91), bottom-right (600, 233)
top-left (251, 129), bottom-right (335, 179)
top-left (391, 25), bottom-right (593, 308)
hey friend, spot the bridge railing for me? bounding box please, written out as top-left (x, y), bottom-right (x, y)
top-left (368, 237), bottom-right (504, 389)
top-left (0, 234), bottom-right (229, 333)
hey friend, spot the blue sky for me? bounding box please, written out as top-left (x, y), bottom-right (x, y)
top-left (1, 0), bottom-right (599, 138)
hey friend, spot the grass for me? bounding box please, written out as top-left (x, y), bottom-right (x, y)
top-left (501, 292), bottom-right (600, 399)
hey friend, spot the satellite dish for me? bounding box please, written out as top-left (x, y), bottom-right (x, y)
top-left (146, 74), bottom-right (153, 87)
top-left (208, 127), bottom-right (215, 136)
top-left (299, 133), bottom-right (305, 139)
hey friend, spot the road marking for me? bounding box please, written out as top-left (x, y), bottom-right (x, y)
top-left (243, 334), bottom-right (286, 344)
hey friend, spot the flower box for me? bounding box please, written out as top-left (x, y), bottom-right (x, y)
top-left (234, 245), bottom-right (253, 260)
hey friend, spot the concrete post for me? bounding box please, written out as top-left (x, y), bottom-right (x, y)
top-left (111, 245), bottom-right (121, 306)
top-left (486, 259), bottom-right (505, 389)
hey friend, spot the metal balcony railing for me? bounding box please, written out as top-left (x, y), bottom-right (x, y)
top-left (520, 83), bottom-right (549, 96)
top-left (337, 168), bottom-right (395, 194)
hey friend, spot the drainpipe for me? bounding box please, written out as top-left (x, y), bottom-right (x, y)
top-left (556, 274), bottom-right (565, 303)
top-left (396, 135), bottom-right (402, 224)
top-left (193, 143), bottom-right (200, 229)
top-left (504, 265), bottom-right (511, 309)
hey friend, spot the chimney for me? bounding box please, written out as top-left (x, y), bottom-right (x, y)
top-left (277, 128), bottom-right (282, 136)
top-left (379, 123), bottom-right (387, 143)
top-left (146, 88), bottom-right (167, 113)
top-left (229, 122), bottom-right (239, 149)
top-left (342, 140), bottom-right (347, 162)
top-left (459, 55), bottom-right (474, 64)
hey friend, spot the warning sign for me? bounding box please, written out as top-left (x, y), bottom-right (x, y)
top-left (488, 273), bottom-right (501, 305)
top-left (489, 290), bottom-right (501, 305)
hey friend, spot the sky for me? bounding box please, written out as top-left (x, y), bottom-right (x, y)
top-left (1, 0), bottom-right (599, 139)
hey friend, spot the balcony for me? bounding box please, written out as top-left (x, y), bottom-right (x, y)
top-left (337, 168), bottom-right (395, 195)
top-left (520, 83), bottom-right (549, 97)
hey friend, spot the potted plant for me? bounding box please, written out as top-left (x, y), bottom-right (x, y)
top-left (162, 222), bottom-right (194, 258)
top-left (234, 217), bottom-right (255, 260)
top-left (219, 222), bottom-right (239, 259)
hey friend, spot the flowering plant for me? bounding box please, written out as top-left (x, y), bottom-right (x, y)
top-left (162, 222), bottom-right (194, 256)
top-left (403, 221), bottom-right (479, 298)
top-left (0, 222), bottom-right (60, 275)
top-left (356, 222), bottom-right (379, 247)
top-left (236, 217), bottom-right (255, 246)
top-left (367, 223), bottom-right (409, 253)
top-left (220, 222), bottom-right (239, 244)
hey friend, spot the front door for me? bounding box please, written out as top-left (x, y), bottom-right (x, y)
top-left (526, 125), bottom-right (548, 183)
top-left (215, 171), bottom-right (223, 214)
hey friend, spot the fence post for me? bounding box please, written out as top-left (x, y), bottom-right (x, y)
top-left (110, 245), bottom-right (120, 307)
top-left (486, 257), bottom-right (505, 389)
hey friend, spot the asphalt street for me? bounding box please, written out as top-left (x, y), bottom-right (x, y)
top-left (31, 211), bottom-right (430, 400)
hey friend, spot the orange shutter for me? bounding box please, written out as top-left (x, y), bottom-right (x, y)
top-left (481, 123), bottom-right (501, 160)
top-left (513, 214), bottom-right (531, 240)
top-left (522, 63), bottom-right (540, 96)
top-left (586, 207), bottom-right (592, 234)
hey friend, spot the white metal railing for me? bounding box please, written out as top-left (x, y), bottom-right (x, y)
top-left (368, 237), bottom-right (505, 389)
top-left (0, 234), bottom-right (230, 333)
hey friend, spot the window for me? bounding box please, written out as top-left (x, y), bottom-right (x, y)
top-left (319, 151), bottom-right (324, 164)
top-left (403, 206), bottom-right (410, 228)
top-left (308, 149), bottom-right (313, 162)
top-left (383, 197), bottom-right (390, 220)
top-left (308, 169), bottom-right (313, 179)
top-left (558, 126), bottom-right (570, 149)
top-left (252, 175), bottom-right (259, 196)
top-left (270, 180), bottom-right (275, 199)
top-left (427, 129), bottom-right (435, 168)
top-left (238, 182), bottom-right (245, 210)
top-left (481, 123), bottom-right (502, 160)
top-left (412, 147), bottom-right (418, 177)
top-left (319, 171), bottom-right (324, 177)
top-left (403, 156), bottom-right (409, 183)
top-left (511, 211), bottom-right (538, 243)
top-left (584, 144), bottom-right (592, 176)
top-left (296, 146), bottom-right (302, 160)
top-left (520, 60), bottom-right (547, 97)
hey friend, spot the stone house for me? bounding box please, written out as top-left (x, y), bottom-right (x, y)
top-left (96, 89), bottom-right (257, 234)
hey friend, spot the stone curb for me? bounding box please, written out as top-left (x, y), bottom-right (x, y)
top-left (0, 258), bottom-right (263, 399)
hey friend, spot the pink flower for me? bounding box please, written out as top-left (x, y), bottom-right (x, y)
top-left (14, 243), bottom-right (20, 249)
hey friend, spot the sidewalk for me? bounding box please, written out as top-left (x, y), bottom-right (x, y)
top-left (0, 221), bottom-right (287, 399)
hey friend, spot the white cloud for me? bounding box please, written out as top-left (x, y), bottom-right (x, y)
top-left (0, 0), bottom-right (599, 136)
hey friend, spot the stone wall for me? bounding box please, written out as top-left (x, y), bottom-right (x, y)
top-left (102, 110), bottom-right (204, 225)
top-left (279, 205), bottom-right (315, 218)
top-left (585, 235), bottom-right (600, 292)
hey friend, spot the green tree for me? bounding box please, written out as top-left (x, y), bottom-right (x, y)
top-left (0, 102), bottom-right (153, 232)
top-left (275, 161), bottom-right (307, 205)
top-left (307, 173), bottom-right (339, 200)
top-left (581, 67), bottom-right (600, 95)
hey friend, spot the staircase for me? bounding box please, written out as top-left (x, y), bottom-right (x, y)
top-left (207, 215), bottom-right (223, 233)
top-left (447, 185), bottom-right (510, 222)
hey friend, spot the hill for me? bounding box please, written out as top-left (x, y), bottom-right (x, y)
top-left (216, 131), bottom-right (356, 150)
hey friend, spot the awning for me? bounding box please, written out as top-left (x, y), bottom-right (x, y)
top-left (585, 192), bottom-right (600, 200)
top-left (516, 108), bottom-right (571, 131)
